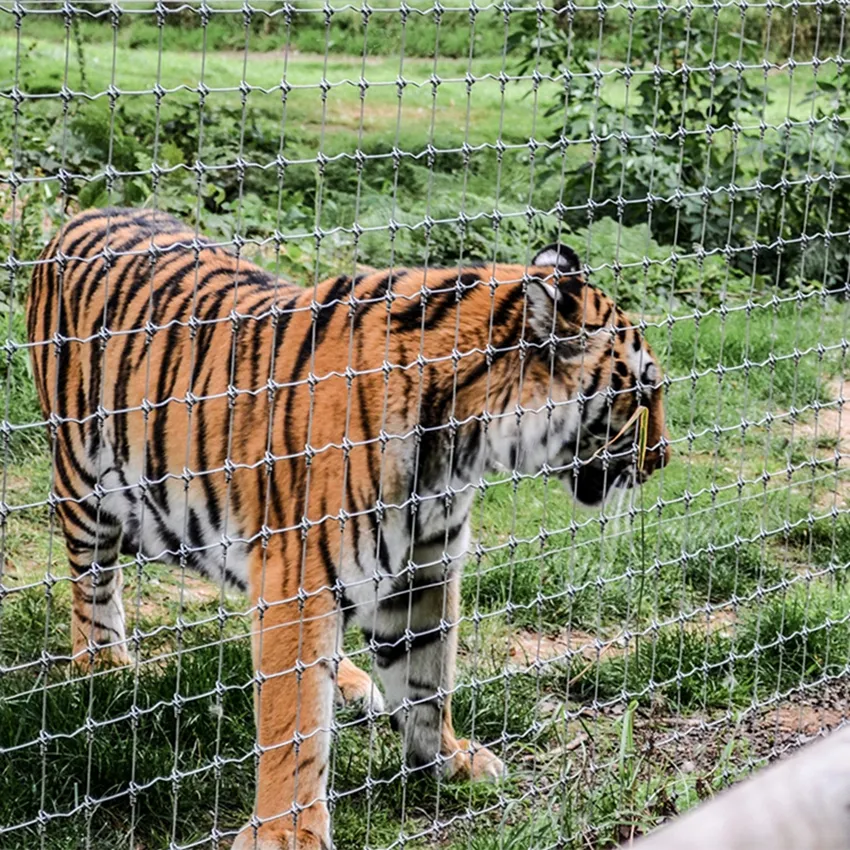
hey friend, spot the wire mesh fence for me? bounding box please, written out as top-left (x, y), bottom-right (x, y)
top-left (0, 1), bottom-right (848, 848)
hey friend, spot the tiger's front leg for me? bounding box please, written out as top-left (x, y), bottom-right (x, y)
top-left (368, 544), bottom-right (504, 784)
top-left (234, 550), bottom-right (338, 850)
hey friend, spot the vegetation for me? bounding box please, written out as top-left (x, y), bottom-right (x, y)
top-left (0, 2), bottom-right (849, 849)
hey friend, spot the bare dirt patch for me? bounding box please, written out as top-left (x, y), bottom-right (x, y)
top-left (682, 607), bottom-right (738, 639)
top-left (744, 679), bottom-right (849, 748)
top-left (763, 704), bottom-right (846, 737)
top-left (508, 627), bottom-right (628, 670)
top-left (790, 378), bottom-right (850, 506)
top-left (129, 571), bottom-right (227, 623)
top-left (508, 607), bottom-right (739, 673)
top-left (625, 677), bottom-right (849, 783)
top-left (209, 48), bottom-right (392, 66)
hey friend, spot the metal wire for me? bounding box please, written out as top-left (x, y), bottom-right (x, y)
top-left (0, 1), bottom-right (848, 849)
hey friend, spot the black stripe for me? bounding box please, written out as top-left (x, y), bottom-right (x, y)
top-left (224, 570), bottom-right (248, 593)
top-left (180, 267), bottom-right (242, 384)
top-left (61, 215), bottom-right (122, 259)
top-left (316, 498), bottom-right (338, 595)
top-left (189, 272), bottom-right (274, 396)
top-left (53, 438), bottom-right (96, 495)
top-left (57, 499), bottom-right (104, 540)
top-left (145, 315), bottom-right (187, 512)
top-left (284, 275), bottom-right (351, 500)
top-left (115, 250), bottom-right (195, 330)
top-left (113, 254), bottom-right (198, 463)
top-left (76, 583), bottom-right (122, 606)
top-left (195, 370), bottom-right (223, 534)
top-left (65, 534), bottom-right (105, 556)
top-left (352, 270), bottom-right (404, 329)
top-left (60, 208), bottom-right (124, 240)
top-left (82, 226), bottom-right (182, 319)
top-left (78, 224), bottom-right (161, 313)
top-left (248, 296), bottom-right (271, 399)
top-left (453, 421), bottom-right (482, 477)
top-left (379, 573), bottom-right (443, 613)
top-left (125, 258), bottom-right (207, 368)
top-left (416, 521), bottom-right (464, 549)
top-left (405, 675), bottom-right (440, 693)
top-left (345, 475), bottom-right (363, 576)
top-left (63, 229), bottom-right (115, 282)
top-left (582, 365), bottom-right (602, 405)
top-left (85, 317), bottom-right (105, 460)
top-left (37, 259), bottom-right (60, 394)
top-left (365, 500), bottom-right (390, 576)
top-left (296, 755), bottom-right (317, 772)
top-left (72, 611), bottom-right (122, 637)
top-left (257, 292), bottom-right (302, 527)
top-left (392, 285), bottom-right (448, 334)
top-left (355, 366), bottom-right (378, 468)
top-left (396, 271), bottom-right (481, 334)
top-left (396, 338), bottom-right (414, 418)
top-left (187, 508), bottom-right (205, 549)
top-left (151, 510), bottom-right (193, 568)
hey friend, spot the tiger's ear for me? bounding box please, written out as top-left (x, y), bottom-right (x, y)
top-left (526, 243), bottom-right (585, 336)
top-left (532, 243), bottom-right (582, 275)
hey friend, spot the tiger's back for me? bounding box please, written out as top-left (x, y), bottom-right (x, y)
top-left (29, 207), bottom-right (413, 590)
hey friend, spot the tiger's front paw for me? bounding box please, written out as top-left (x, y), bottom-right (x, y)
top-left (334, 657), bottom-right (385, 717)
top-left (443, 739), bottom-right (505, 783)
top-left (232, 824), bottom-right (329, 850)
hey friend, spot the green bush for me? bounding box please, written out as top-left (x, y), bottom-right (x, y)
top-left (511, 6), bottom-right (850, 295)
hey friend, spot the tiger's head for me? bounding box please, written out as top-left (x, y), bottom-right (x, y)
top-left (480, 242), bottom-right (671, 507)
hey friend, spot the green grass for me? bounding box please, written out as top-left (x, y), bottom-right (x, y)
top-left (0, 33), bottom-right (553, 150)
top-left (1, 10), bottom-right (843, 303)
top-left (0, 0), bottom-right (517, 60)
top-left (0, 0), bottom-right (840, 64)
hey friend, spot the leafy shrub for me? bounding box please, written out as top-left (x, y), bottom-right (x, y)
top-left (510, 5), bottom-right (850, 295)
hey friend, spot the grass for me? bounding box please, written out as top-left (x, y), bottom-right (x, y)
top-left (0, 9), bottom-right (842, 294)
top-left (0, 0), bottom-right (841, 63)
top-left (1, 7), bottom-right (850, 850)
top-left (0, 0), bottom-right (519, 60)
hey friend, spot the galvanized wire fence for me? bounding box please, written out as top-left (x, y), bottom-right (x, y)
top-left (0, 1), bottom-right (849, 849)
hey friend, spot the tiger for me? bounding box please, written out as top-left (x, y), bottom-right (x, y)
top-left (27, 207), bottom-right (670, 850)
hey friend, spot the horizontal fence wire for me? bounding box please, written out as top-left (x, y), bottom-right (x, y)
top-left (0, 1), bottom-right (849, 849)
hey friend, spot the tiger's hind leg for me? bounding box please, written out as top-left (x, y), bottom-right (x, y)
top-left (57, 501), bottom-right (129, 670)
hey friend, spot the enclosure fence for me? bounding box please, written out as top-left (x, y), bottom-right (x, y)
top-left (0, 0), bottom-right (849, 848)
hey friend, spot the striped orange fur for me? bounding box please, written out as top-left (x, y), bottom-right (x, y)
top-left (27, 208), bottom-right (669, 849)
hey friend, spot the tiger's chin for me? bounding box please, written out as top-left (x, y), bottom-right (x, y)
top-left (567, 463), bottom-right (640, 509)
